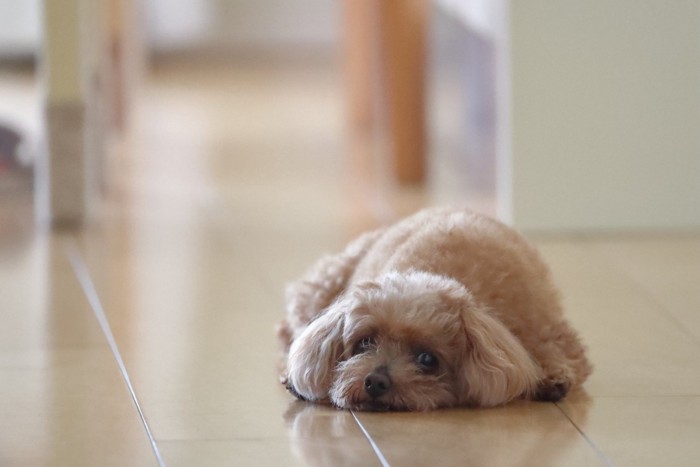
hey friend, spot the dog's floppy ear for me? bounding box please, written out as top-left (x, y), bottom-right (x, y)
top-left (286, 305), bottom-right (345, 402)
top-left (458, 302), bottom-right (541, 407)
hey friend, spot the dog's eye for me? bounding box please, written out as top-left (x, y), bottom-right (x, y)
top-left (353, 336), bottom-right (377, 355)
top-left (416, 352), bottom-right (439, 373)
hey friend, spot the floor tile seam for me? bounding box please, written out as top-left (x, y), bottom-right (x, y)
top-left (0, 342), bottom-right (108, 354)
top-left (155, 435), bottom-right (362, 443)
top-left (155, 437), bottom-right (294, 443)
top-left (351, 411), bottom-right (391, 467)
top-left (591, 244), bottom-right (700, 348)
top-left (586, 394), bottom-right (700, 399)
top-left (63, 239), bottom-right (166, 467)
top-left (554, 402), bottom-right (616, 467)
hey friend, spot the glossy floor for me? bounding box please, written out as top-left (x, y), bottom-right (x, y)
top-left (1, 60), bottom-right (700, 466)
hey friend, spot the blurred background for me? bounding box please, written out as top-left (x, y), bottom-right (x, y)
top-left (1, 0), bottom-right (698, 234)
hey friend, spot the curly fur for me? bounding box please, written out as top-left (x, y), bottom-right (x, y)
top-left (278, 207), bottom-right (592, 411)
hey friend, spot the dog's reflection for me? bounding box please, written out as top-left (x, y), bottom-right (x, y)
top-left (284, 402), bottom-right (370, 467)
top-left (284, 391), bottom-right (592, 466)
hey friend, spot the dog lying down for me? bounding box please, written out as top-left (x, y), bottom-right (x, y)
top-left (278, 207), bottom-right (591, 411)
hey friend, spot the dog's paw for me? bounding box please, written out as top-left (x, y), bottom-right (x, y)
top-left (534, 382), bottom-right (570, 402)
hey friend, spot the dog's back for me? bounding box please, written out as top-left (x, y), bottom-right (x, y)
top-left (350, 207), bottom-right (562, 325)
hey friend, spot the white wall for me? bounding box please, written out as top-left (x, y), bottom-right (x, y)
top-left (0, 0), bottom-right (338, 56)
top-left (508, 1), bottom-right (700, 231)
top-left (0, 0), bottom-right (40, 56)
top-left (146, 0), bottom-right (338, 52)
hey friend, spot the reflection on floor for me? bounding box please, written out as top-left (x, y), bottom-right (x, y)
top-left (1, 59), bottom-right (700, 466)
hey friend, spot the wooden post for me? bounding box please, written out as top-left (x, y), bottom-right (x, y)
top-left (376, 0), bottom-right (429, 184)
top-left (343, 0), bottom-right (429, 186)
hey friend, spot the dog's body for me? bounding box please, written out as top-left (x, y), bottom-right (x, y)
top-left (279, 207), bottom-right (591, 411)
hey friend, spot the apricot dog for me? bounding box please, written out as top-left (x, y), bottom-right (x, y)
top-left (278, 207), bottom-right (591, 411)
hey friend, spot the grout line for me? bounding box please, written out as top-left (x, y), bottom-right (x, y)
top-left (351, 411), bottom-right (391, 467)
top-left (64, 240), bottom-right (166, 467)
top-left (554, 403), bottom-right (615, 467)
top-left (578, 394), bottom-right (700, 399)
top-left (589, 244), bottom-right (700, 348)
top-left (626, 282), bottom-right (700, 348)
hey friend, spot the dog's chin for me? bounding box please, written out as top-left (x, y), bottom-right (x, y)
top-left (348, 400), bottom-right (395, 412)
top-left (339, 395), bottom-right (414, 412)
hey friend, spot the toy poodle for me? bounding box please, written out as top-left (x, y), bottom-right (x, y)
top-left (278, 206), bottom-right (591, 411)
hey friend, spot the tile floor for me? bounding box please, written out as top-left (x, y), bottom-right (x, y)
top-left (1, 59), bottom-right (699, 466)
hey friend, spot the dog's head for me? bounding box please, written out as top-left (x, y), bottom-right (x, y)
top-left (286, 271), bottom-right (541, 411)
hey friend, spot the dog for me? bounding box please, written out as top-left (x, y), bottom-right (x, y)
top-left (278, 206), bottom-right (591, 411)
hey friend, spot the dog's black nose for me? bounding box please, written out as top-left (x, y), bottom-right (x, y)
top-left (364, 369), bottom-right (391, 398)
